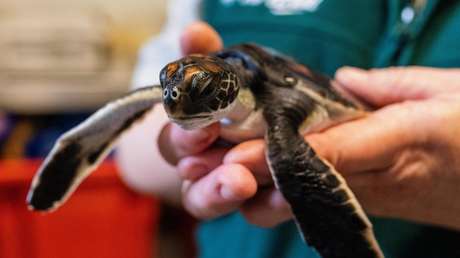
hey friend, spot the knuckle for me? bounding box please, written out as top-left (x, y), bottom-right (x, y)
top-left (181, 181), bottom-right (210, 219)
top-left (183, 193), bottom-right (216, 219)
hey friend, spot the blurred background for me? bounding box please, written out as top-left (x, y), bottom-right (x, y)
top-left (0, 1), bottom-right (193, 258)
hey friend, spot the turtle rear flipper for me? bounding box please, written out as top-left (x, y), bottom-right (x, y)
top-left (263, 94), bottom-right (383, 258)
top-left (27, 86), bottom-right (163, 211)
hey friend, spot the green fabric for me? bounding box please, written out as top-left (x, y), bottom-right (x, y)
top-left (197, 0), bottom-right (460, 257)
top-left (203, 0), bottom-right (387, 76)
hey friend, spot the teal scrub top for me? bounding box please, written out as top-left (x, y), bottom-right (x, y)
top-left (197, 0), bottom-right (460, 257)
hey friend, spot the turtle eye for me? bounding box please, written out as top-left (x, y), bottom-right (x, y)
top-left (171, 87), bottom-right (180, 100)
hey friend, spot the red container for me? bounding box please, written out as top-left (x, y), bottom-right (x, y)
top-left (0, 159), bottom-right (159, 258)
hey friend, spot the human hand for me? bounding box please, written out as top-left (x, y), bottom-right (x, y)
top-left (159, 22), bottom-right (260, 218)
top-left (163, 22), bottom-right (460, 230)
top-left (311, 67), bottom-right (460, 230)
top-left (225, 66), bottom-right (460, 230)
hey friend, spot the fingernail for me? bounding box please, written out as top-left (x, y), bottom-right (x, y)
top-left (335, 67), bottom-right (368, 85)
top-left (220, 185), bottom-right (238, 200)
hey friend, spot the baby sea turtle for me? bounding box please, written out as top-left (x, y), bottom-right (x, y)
top-left (27, 44), bottom-right (384, 258)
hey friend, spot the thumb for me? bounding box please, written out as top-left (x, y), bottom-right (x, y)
top-left (305, 103), bottom-right (419, 175)
top-left (180, 21), bottom-right (223, 55)
top-left (335, 66), bottom-right (460, 108)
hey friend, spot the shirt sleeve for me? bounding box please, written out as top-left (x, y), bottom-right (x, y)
top-left (131, 0), bottom-right (201, 88)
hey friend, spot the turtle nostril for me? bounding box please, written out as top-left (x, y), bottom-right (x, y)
top-left (163, 89), bottom-right (169, 97)
top-left (172, 91), bottom-right (178, 98)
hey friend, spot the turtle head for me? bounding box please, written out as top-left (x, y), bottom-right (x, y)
top-left (160, 54), bottom-right (240, 129)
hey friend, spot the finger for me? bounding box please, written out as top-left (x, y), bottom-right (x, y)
top-left (306, 105), bottom-right (418, 175)
top-left (182, 163), bottom-right (257, 219)
top-left (223, 139), bottom-right (273, 185)
top-left (306, 121), bottom-right (395, 175)
top-left (180, 21), bottom-right (223, 55)
top-left (177, 147), bottom-right (229, 181)
top-left (158, 123), bottom-right (220, 165)
top-left (344, 150), bottom-right (432, 218)
top-left (335, 66), bottom-right (460, 107)
top-left (240, 188), bottom-right (292, 227)
top-left (345, 170), bottom-right (390, 188)
top-left (349, 183), bottom-right (401, 217)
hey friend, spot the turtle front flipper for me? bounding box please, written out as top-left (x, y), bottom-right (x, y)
top-left (27, 85), bottom-right (163, 212)
top-left (263, 98), bottom-right (383, 258)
